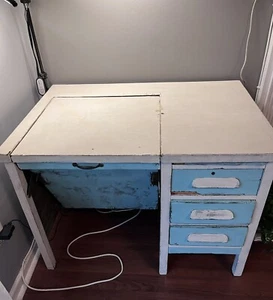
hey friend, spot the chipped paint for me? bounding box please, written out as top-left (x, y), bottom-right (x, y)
top-left (31, 167), bottom-right (159, 209)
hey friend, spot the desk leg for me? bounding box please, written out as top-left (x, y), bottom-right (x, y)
top-left (159, 163), bottom-right (172, 275)
top-left (232, 163), bottom-right (273, 276)
top-left (5, 163), bottom-right (56, 270)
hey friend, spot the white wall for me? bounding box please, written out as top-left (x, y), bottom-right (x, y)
top-left (0, 2), bottom-right (37, 291)
top-left (31, 0), bottom-right (273, 97)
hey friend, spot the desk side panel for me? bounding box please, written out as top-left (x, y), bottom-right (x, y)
top-left (27, 165), bottom-right (159, 209)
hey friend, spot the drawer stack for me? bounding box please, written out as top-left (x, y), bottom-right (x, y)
top-left (168, 164), bottom-right (264, 255)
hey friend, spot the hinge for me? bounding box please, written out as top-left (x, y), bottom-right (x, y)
top-left (150, 171), bottom-right (160, 186)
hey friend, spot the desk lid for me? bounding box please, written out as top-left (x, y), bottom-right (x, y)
top-left (5, 96), bottom-right (161, 163)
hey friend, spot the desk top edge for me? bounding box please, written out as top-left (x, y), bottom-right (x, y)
top-left (2, 80), bottom-right (271, 161)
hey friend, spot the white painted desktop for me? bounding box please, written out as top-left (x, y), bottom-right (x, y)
top-left (1, 81), bottom-right (273, 276)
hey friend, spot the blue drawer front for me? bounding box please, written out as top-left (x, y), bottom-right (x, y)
top-left (170, 200), bottom-right (255, 225)
top-left (169, 226), bottom-right (248, 247)
top-left (27, 164), bottom-right (159, 209)
top-left (172, 168), bottom-right (263, 195)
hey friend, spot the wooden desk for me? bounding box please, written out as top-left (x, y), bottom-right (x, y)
top-left (1, 81), bottom-right (273, 276)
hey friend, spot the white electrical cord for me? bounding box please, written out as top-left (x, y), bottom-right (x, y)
top-left (96, 209), bottom-right (133, 214)
top-left (22, 210), bottom-right (141, 292)
top-left (240, 0), bottom-right (258, 82)
top-left (255, 9), bottom-right (273, 95)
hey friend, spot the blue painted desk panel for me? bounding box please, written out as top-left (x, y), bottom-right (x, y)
top-left (23, 163), bottom-right (159, 209)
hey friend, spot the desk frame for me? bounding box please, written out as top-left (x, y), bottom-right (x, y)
top-left (2, 81), bottom-right (273, 276)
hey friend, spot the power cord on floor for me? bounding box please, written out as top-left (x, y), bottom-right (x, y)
top-left (96, 209), bottom-right (134, 214)
top-left (22, 209), bottom-right (141, 292)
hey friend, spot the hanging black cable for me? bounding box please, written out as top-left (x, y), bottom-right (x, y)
top-left (4, 0), bottom-right (50, 96)
top-left (24, 5), bottom-right (46, 77)
top-left (26, 16), bottom-right (40, 77)
top-left (22, 1), bottom-right (49, 95)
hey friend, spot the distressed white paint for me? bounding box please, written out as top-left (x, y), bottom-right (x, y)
top-left (11, 155), bottom-right (159, 164)
top-left (190, 209), bottom-right (234, 220)
top-left (159, 163), bottom-right (172, 275)
top-left (187, 233), bottom-right (229, 243)
top-left (232, 163), bottom-right (273, 276)
top-left (171, 195), bottom-right (257, 201)
top-left (5, 163), bottom-right (55, 270)
top-left (169, 245), bottom-right (240, 250)
top-left (161, 82), bottom-right (273, 159)
top-left (255, 12), bottom-right (273, 125)
top-left (192, 177), bottom-right (240, 189)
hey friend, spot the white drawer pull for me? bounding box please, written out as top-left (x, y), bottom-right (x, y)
top-left (187, 233), bottom-right (229, 243)
top-left (192, 177), bottom-right (240, 189)
top-left (190, 209), bottom-right (234, 220)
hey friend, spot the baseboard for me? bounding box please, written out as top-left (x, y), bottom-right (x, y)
top-left (10, 242), bottom-right (40, 300)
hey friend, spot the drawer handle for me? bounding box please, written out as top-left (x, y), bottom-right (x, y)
top-left (190, 209), bottom-right (234, 220)
top-left (187, 233), bottom-right (228, 243)
top-left (72, 163), bottom-right (104, 170)
top-left (192, 177), bottom-right (240, 189)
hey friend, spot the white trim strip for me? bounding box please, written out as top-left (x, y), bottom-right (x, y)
top-left (11, 154), bottom-right (160, 164)
top-left (169, 245), bottom-right (240, 249)
top-left (0, 282), bottom-right (12, 300)
top-left (172, 164), bottom-right (265, 170)
top-left (10, 242), bottom-right (39, 300)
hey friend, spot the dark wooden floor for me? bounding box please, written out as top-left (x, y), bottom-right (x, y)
top-left (24, 210), bottom-right (273, 300)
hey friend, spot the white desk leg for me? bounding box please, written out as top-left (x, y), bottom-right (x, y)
top-left (232, 163), bottom-right (273, 276)
top-left (5, 163), bottom-right (56, 270)
top-left (159, 163), bottom-right (172, 275)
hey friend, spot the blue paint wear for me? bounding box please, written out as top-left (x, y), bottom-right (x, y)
top-left (170, 200), bottom-right (255, 225)
top-left (22, 163), bottom-right (159, 209)
top-left (169, 226), bottom-right (248, 247)
top-left (172, 168), bottom-right (263, 195)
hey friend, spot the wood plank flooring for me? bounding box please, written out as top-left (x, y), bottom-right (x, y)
top-left (24, 210), bottom-right (273, 300)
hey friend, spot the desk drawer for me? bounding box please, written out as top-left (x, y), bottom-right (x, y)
top-left (169, 226), bottom-right (248, 247)
top-left (172, 168), bottom-right (263, 195)
top-left (170, 200), bottom-right (255, 225)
